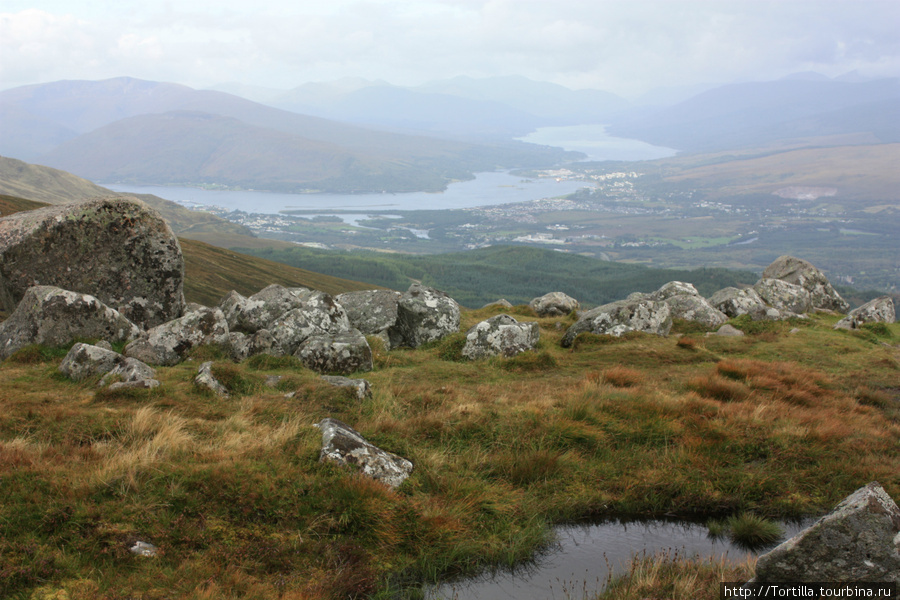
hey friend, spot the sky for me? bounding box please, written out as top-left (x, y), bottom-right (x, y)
top-left (1, 0), bottom-right (899, 97)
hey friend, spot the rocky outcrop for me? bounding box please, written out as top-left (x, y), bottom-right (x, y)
top-left (316, 417), bottom-right (413, 489)
top-left (647, 282), bottom-right (727, 328)
top-left (529, 292), bottom-right (578, 317)
top-left (269, 291), bottom-right (351, 355)
top-left (220, 284), bottom-right (310, 334)
top-left (388, 284), bottom-right (460, 348)
top-left (834, 296), bottom-right (896, 330)
top-left (709, 287), bottom-right (793, 321)
top-left (762, 255), bottom-right (849, 313)
top-left (561, 297), bottom-right (672, 347)
top-left (461, 314), bottom-right (540, 360)
top-left (224, 329), bottom-right (278, 362)
top-left (335, 290), bottom-right (401, 343)
top-left (0, 286), bottom-right (139, 360)
top-left (752, 482), bottom-right (900, 583)
top-left (124, 307), bottom-right (229, 366)
top-left (0, 197), bottom-right (185, 328)
top-left (295, 330), bottom-right (373, 375)
top-left (753, 278), bottom-right (811, 316)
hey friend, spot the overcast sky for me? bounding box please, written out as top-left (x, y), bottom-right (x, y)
top-left (2, 0), bottom-right (898, 97)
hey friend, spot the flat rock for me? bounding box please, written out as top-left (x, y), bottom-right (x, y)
top-left (321, 375), bottom-right (372, 400)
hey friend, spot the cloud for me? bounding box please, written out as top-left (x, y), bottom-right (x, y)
top-left (1, 1), bottom-right (898, 95)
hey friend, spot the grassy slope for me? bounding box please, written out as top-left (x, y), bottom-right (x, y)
top-left (0, 311), bottom-right (897, 599)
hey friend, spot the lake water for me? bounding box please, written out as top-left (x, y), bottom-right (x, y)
top-left (426, 518), bottom-right (811, 600)
top-left (518, 125), bottom-right (677, 162)
top-left (103, 171), bottom-right (590, 217)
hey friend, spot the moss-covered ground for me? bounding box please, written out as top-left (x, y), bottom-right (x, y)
top-left (1, 308), bottom-right (898, 599)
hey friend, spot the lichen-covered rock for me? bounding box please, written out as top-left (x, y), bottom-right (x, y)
top-left (482, 299), bottom-right (514, 309)
top-left (194, 361), bottom-right (228, 397)
top-left (321, 375), bottom-right (372, 400)
top-left (295, 330), bottom-right (373, 375)
top-left (762, 255), bottom-right (849, 313)
top-left (753, 278), bottom-right (811, 315)
top-left (529, 292), bottom-right (579, 317)
top-left (124, 307), bottom-right (229, 366)
top-left (316, 417), bottom-right (413, 489)
top-left (224, 329), bottom-right (279, 362)
top-left (461, 314), bottom-right (540, 360)
top-left (0, 286), bottom-right (139, 360)
top-left (715, 324), bottom-right (745, 337)
top-left (220, 284), bottom-right (310, 334)
top-left (335, 290), bottom-right (401, 342)
top-left (561, 297), bottom-right (672, 347)
top-left (269, 291), bottom-right (351, 355)
top-left (0, 197), bottom-right (185, 328)
top-left (834, 296), bottom-right (896, 330)
top-left (99, 357), bottom-right (157, 387)
top-left (388, 284), bottom-right (460, 348)
top-left (648, 281), bottom-right (701, 301)
top-left (708, 286), bottom-right (794, 321)
top-left (59, 342), bottom-right (125, 380)
top-left (752, 482), bottom-right (900, 583)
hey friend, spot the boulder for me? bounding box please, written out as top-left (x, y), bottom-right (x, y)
top-left (335, 290), bottom-right (402, 342)
top-left (529, 292), bottom-right (579, 317)
top-left (321, 375), bottom-right (372, 400)
top-left (714, 324), bottom-right (745, 337)
top-left (753, 278), bottom-right (811, 315)
top-left (834, 297), bottom-right (896, 330)
top-left (0, 197), bottom-right (185, 328)
top-left (648, 283), bottom-right (727, 328)
top-left (220, 284), bottom-right (310, 334)
top-left (482, 299), bottom-right (514, 309)
top-left (708, 286), bottom-right (796, 321)
top-left (194, 362), bottom-right (228, 397)
top-left (269, 291), bottom-right (351, 355)
top-left (224, 329), bottom-right (279, 362)
top-left (99, 357), bottom-right (157, 388)
top-left (0, 286), bottom-right (139, 360)
top-left (648, 281), bottom-right (701, 301)
top-left (762, 255), bottom-right (849, 313)
top-left (388, 284), bottom-right (460, 348)
top-left (461, 314), bottom-right (540, 360)
top-left (561, 297), bottom-right (672, 347)
top-left (124, 307), bottom-right (229, 366)
top-left (316, 417), bottom-right (413, 489)
top-left (752, 482), bottom-right (900, 583)
top-left (59, 342), bottom-right (125, 381)
top-left (295, 330), bottom-right (373, 375)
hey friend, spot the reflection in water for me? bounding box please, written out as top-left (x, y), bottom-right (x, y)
top-left (426, 518), bottom-right (811, 600)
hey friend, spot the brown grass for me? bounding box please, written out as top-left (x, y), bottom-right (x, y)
top-left (603, 366), bottom-right (643, 388)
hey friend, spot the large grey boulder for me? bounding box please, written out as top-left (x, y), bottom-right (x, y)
top-left (834, 296), bottom-right (896, 330)
top-left (124, 307), bottom-right (229, 366)
top-left (220, 284), bottom-right (310, 334)
top-left (752, 482), bottom-right (900, 583)
top-left (762, 255), bottom-right (849, 313)
top-left (316, 417), bottom-right (413, 489)
top-left (561, 297), bottom-right (672, 347)
top-left (268, 291), bottom-right (351, 355)
top-left (0, 197), bottom-right (185, 328)
top-left (529, 292), bottom-right (579, 317)
top-left (649, 282), bottom-right (727, 328)
top-left (224, 329), bottom-right (279, 362)
top-left (0, 286), bottom-right (139, 360)
top-left (388, 284), bottom-right (460, 348)
top-left (295, 330), bottom-right (373, 375)
top-left (461, 314), bottom-right (540, 360)
top-left (99, 357), bottom-right (157, 388)
top-left (59, 342), bottom-right (124, 381)
top-left (708, 286), bottom-right (794, 321)
top-left (335, 290), bottom-right (402, 341)
top-left (753, 278), bottom-right (811, 315)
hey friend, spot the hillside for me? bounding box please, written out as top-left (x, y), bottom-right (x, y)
top-left (608, 77), bottom-right (900, 152)
top-left (0, 77), bottom-right (577, 193)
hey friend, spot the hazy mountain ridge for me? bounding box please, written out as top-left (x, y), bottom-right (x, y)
top-left (0, 77), bottom-right (578, 193)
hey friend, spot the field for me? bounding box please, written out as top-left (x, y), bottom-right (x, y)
top-left (2, 307), bottom-right (898, 599)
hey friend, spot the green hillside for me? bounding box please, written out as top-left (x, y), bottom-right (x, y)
top-left (239, 244), bottom-right (760, 308)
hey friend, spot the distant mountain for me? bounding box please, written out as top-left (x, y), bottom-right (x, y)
top-left (0, 77), bottom-right (578, 193)
top-left (608, 77), bottom-right (900, 152)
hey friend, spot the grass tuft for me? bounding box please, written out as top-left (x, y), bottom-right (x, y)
top-left (723, 513), bottom-right (784, 549)
top-left (602, 366), bottom-right (643, 388)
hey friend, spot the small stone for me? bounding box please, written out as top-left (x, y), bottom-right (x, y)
top-left (129, 541), bottom-right (158, 557)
